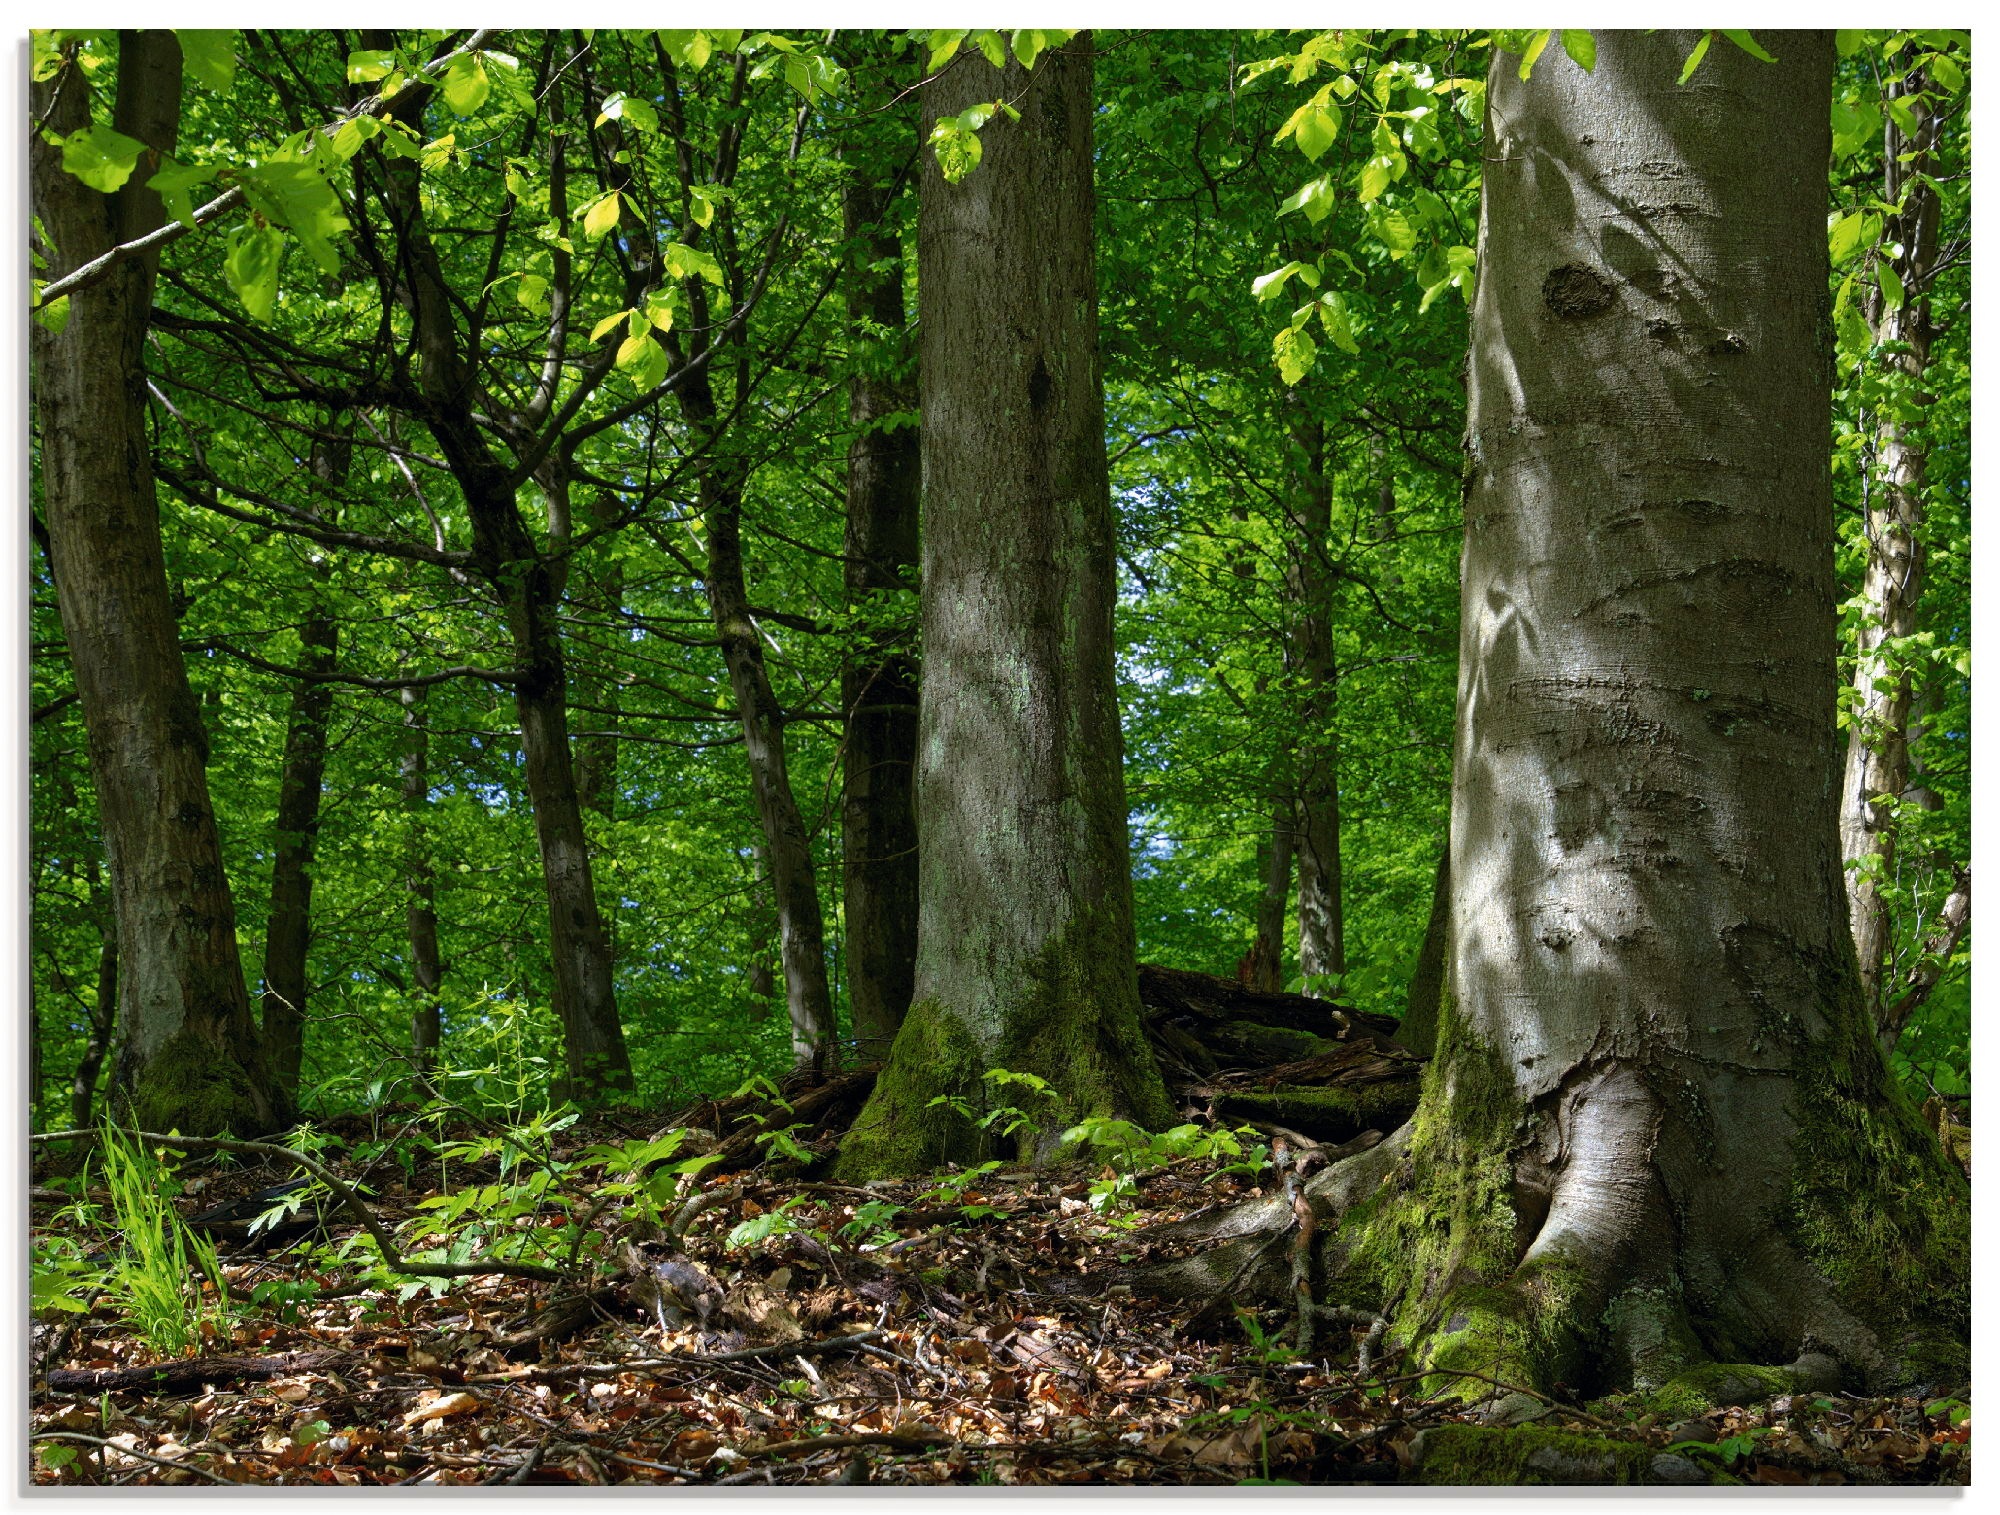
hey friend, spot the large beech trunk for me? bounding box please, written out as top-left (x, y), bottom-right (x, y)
top-left (31, 32), bottom-right (286, 1135)
top-left (1281, 406), bottom-right (1343, 980)
top-left (1391, 31), bottom-right (1962, 1394)
top-left (1138, 32), bottom-right (1966, 1402)
top-left (839, 64), bottom-right (922, 1063)
top-left (1836, 70), bottom-right (1951, 1039)
top-left (836, 35), bottom-right (1173, 1178)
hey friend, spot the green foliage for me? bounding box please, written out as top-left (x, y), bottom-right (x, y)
top-left (90, 1129), bottom-right (238, 1356)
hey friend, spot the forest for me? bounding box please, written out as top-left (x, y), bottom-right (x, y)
top-left (27, 26), bottom-right (1971, 1487)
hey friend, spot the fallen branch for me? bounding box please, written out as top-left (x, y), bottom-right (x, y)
top-left (31, 1431), bottom-right (238, 1485)
top-left (466, 1329), bottom-right (887, 1383)
top-left (43, 1349), bottom-right (353, 1397)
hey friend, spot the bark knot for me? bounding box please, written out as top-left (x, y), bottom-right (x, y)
top-left (1542, 264), bottom-right (1616, 320)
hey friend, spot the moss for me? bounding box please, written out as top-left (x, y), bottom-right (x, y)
top-left (1213, 1078), bottom-right (1420, 1142)
top-left (1644, 1363), bottom-right (1796, 1420)
top-left (834, 912), bottom-right (1174, 1180)
top-left (1330, 986), bottom-right (1558, 1395)
top-left (1781, 971), bottom-right (1970, 1368)
top-left (1413, 1425), bottom-right (1735, 1486)
top-left (124, 1026), bottom-right (270, 1137)
top-left (829, 998), bottom-right (986, 1181)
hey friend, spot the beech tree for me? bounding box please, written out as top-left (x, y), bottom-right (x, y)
top-left (31, 29), bottom-right (288, 1135)
top-left (1147, 30), bottom-right (1966, 1398)
top-left (837, 34), bottom-right (1174, 1175)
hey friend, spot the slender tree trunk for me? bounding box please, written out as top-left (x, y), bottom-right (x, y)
top-left (1361, 31), bottom-right (1964, 1393)
top-left (837, 35), bottom-right (1173, 1178)
top-left (31, 32), bottom-right (285, 1135)
top-left (1394, 846), bottom-right (1448, 1058)
top-left (699, 465), bottom-right (836, 1070)
top-left (1246, 802), bottom-right (1293, 993)
top-left (840, 69), bottom-right (922, 1063)
top-left (380, 89), bottom-right (631, 1102)
top-left (571, 495), bottom-right (624, 962)
top-left (1838, 73), bottom-right (1943, 1032)
top-left (1282, 405), bottom-right (1344, 980)
top-left (400, 683), bottom-right (443, 1074)
top-left (72, 857), bottom-right (120, 1129)
top-left (259, 435), bottom-right (346, 1098)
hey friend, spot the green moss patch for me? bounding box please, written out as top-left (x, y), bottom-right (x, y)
top-left (1412, 1425), bottom-right (1735, 1486)
top-left (1213, 1078), bottom-right (1419, 1142)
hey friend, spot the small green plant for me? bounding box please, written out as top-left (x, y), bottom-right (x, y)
top-left (1061, 1118), bottom-right (1270, 1215)
top-left (93, 1128), bottom-right (237, 1356)
top-left (1232, 1305), bottom-right (1301, 1366)
top-left (837, 1197), bottom-right (907, 1246)
top-left (926, 1067), bottom-right (1064, 1148)
top-left (918, 1160), bottom-right (1005, 1219)
top-left (726, 1196), bottom-right (809, 1250)
top-left (576, 1127), bottom-right (724, 1229)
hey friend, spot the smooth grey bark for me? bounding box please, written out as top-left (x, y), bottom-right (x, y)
top-left (1394, 847), bottom-right (1448, 1057)
top-left (259, 436), bottom-right (345, 1097)
top-left (399, 683), bottom-right (443, 1073)
top-left (1836, 69), bottom-right (1949, 1035)
top-left (1281, 405), bottom-right (1344, 980)
top-left (379, 84), bottom-right (632, 1101)
top-left (837, 36), bottom-right (1173, 1178)
top-left (31, 31), bottom-right (286, 1135)
top-left (839, 60), bottom-right (922, 1063)
top-left (1409, 29), bottom-right (1963, 1390)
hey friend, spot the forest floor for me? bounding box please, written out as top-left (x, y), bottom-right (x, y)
top-left (29, 1097), bottom-right (1972, 1488)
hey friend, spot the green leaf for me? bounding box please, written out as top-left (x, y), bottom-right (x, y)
top-left (1678, 33), bottom-right (1714, 84)
top-left (1252, 262), bottom-right (1306, 302)
top-left (1294, 104), bottom-right (1339, 161)
top-left (241, 160), bottom-right (349, 273)
top-left (442, 54), bottom-right (490, 116)
top-left (346, 48), bottom-right (396, 83)
top-left (224, 222), bottom-right (285, 321)
top-left (1012, 29), bottom-right (1047, 71)
top-left (1517, 30), bottom-right (1551, 81)
top-left (974, 30), bottom-right (1007, 70)
top-left (59, 123), bottom-right (148, 193)
top-left (1878, 261), bottom-right (1906, 312)
top-left (588, 308), bottom-right (631, 342)
top-left (644, 287), bottom-right (677, 332)
top-left (659, 29), bottom-right (712, 71)
top-left (33, 291), bottom-right (70, 336)
top-left (1835, 30), bottom-right (1866, 57)
top-left (178, 30), bottom-right (237, 94)
top-left (687, 183), bottom-right (717, 229)
top-left (1278, 175), bottom-right (1335, 225)
top-left (515, 273), bottom-right (549, 314)
top-left (1827, 210), bottom-right (1867, 265)
top-left (1928, 52), bottom-right (1965, 94)
top-left (664, 241), bottom-right (725, 287)
top-left (1316, 291), bottom-right (1359, 354)
top-left (1274, 323), bottom-right (1317, 386)
top-left (926, 30), bottom-right (967, 72)
top-left (1559, 30), bottom-right (1596, 72)
top-left (581, 191), bottom-right (622, 241)
top-left (929, 119), bottom-right (982, 183)
top-left (1721, 30), bottom-right (1778, 64)
top-left (1358, 159), bottom-right (1391, 203)
top-left (146, 157), bottom-right (217, 230)
top-left (1374, 210), bottom-right (1417, 257)
top-left (597, 92), bottom-right (658, 132)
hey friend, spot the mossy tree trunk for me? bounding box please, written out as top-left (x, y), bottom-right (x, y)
top-left (836, 35), bottom-right (1173, 1178)
top-left (32, 31), bottom-right (287, 1136)
top-left (839, 39), bottom-right (922, 1062)
top-left (1363, 30), bottom-right (1966, 1398)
